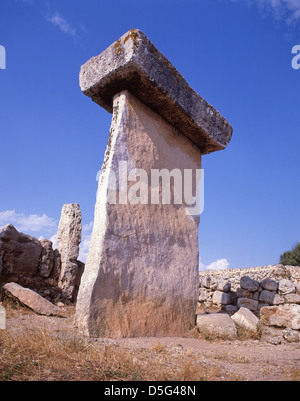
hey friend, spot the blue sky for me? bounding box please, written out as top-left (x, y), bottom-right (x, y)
top-left (0, 0), bottom-right (299, 269)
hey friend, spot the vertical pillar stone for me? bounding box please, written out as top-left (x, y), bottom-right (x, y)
top-left (56, 203), bottom-right (82, 300)
top-left (75, 30), bottom-right (232, 338)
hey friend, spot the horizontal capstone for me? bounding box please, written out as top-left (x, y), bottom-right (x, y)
top-left (80, 29), bottom-right (233, 155)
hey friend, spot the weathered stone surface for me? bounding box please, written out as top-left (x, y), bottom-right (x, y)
top-left (75, 91), bottom-right (201, 337)
top-left (198, 288), bottom-right (210, 302)
top-left (80, 29), bottom-right (232, 155)
top-left (278, 279), bottom-right (295, 295)
top-left (201, 276), bottom-right (212, 289)
top-left (296, 283), bottom-right (300, 295)
top-left (196, 313), bottom-right (237, 340)
top-left (212, 291), bottom-right (232, 305)
top-left (260, 304), bottom-right (300, 330)
top-left (39, 239), bottom-right (54, 278)
top-left (259, 290), bottom-right (276, 305)
top-left (3, 282), bottom-right (61, 316)
top-left (240, 276), bottom-right (259, 292)
top-left (284, 293), bottom-right (300, 304)
top-left (236, 287), bottom-right (253, 299)
top-left (0, 305), bottom-right (6, 329)
top-left (210, 279), bottom-right (231, 293)
top-left (282, 328), bottom-right (300, 343)
top-left (261, 326), bottom-right (283, 345)
top-left (237, 298), bottom-right (259, 311)
top-left (0, 224), bottom-right (43, 279)
top-left (72, 260), bottom-right (85, 302)
top-left (272, 293), bottom-right (285, 305)
top-left (260, 278), bottom-right (278, 292)
top-left (56, 204), bottom-right (82, 300)
top-left (231, 307), bottom-right (259, 333)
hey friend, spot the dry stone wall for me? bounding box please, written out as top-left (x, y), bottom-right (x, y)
top-left (199, 265), bottom-right (300, 290)
top-left (198, 265), bottom-right (300, 316)
top-left (197, 265), bottom-right (300, 343)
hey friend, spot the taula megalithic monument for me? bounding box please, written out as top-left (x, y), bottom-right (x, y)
top-left (75, 29), bottom-right (233, 337)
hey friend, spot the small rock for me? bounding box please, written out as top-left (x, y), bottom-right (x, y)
top-left (224, 305), bottom-right (238, 315)
top-left (265, 336), bottom-right (282, 345)
top-left (260, 278), bottom-right (278, 292)
top-left (201, 276), bottom-right (211, 289)
top-left (253, 291), bottom-right (260, 301)
top-left (210, 279), bottom-right (231, 293)
top-left (259, 290), bottom-right (276, 305)
top-left (282, 328), bottom-right (300, 343)
top-left (198, 288), bottom-right (210, 302)
top-left (212, 291), bottom-right (233, 305)
top-left (237, 298), bottom-right (258, 312)
top-left (278, 279), bottom-right (295, 295)
top-left (284, 293), bottom-right (300, 304)
top-left (196, 313), bottom-right (237, 340)
top-left (240, 276), bottom-right (259, 292)
top-left (272, 294), bottom-right (285, 305)
top-left (236, 287), bottom-right (253, 299)
top-left (231, 307), bottom-right (260, 333)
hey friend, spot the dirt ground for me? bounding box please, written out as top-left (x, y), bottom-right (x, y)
top-left (2, 305), bottom-right (300, 381)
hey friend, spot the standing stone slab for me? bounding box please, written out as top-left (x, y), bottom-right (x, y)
top-left (76, 90), bottom-right (201, 337)
top-left (75, 30), bottom-right (232, 338)
top-left (56, 204), bottom-right (82, 300)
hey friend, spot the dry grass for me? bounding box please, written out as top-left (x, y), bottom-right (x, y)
top-left (0, 328), bottom-right (144, 381)
top-left (0, 328), bottom-right (223, 381)
top-left (1, 303), bottom-right (299, 382)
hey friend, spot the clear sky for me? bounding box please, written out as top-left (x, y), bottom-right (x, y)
top-left (0, 0), bottom-right (299, 269)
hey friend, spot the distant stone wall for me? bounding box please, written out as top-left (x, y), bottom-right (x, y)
top-left (197, 265), bottom-right (300, 343)
top-left (197, 264), bottom-right (300, 317)
top-left (199, 265), bottom-right (300, 291)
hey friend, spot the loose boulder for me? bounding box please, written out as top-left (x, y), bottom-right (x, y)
top-left (240, 276), bottom-right (259, 292)
top-left (278, 279), bottom-right (295, 295)
top-left (231, 307), bottom-right (259, 333)
top-left (196, 313), bottom-right (237, 340)
top-left (3, 282), bottom-right (61, 316)
top-left (212, 291), bottom-right (233, 305)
